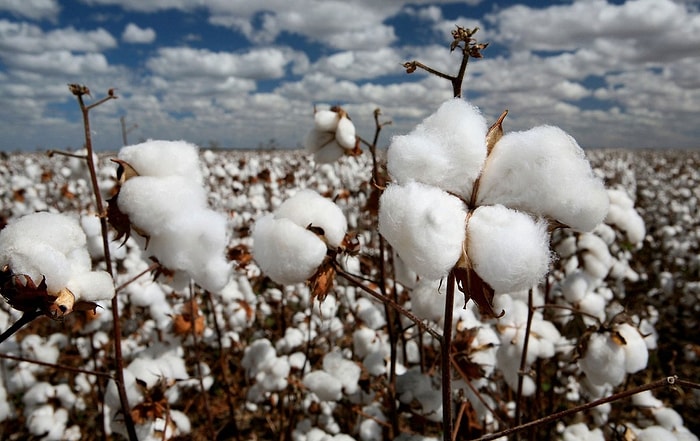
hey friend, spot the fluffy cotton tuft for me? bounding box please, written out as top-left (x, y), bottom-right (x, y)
top-left (0, 212), bottom-right (114, 305)
top-left (579, 332), bottom-right (626, 386)
top-left (252, 215), bottom-right (327, 285)
top-left (606, 189), bottom-right (646, 244)
top-left (477, 126), bottom-right (609, 231)
top-left (387, 98), bottom-right (487, 198)
top-left (304, 108), bottom-right (357, 163)
top-left (116, 141), bottom-right (231, 292)
top-left (467, 205), bottom-right (551, 293)
top-left (616, 323), bottom-right (649, 374)
top-left (378, 182), bottom-right (467, 280)
top-left (273, 189), bottom-right (348, 248)
top-left (118, 139), bottom-right (203, 182)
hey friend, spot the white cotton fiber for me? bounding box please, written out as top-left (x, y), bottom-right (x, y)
top-left (118, 139), bottom-right (203, 182)
top-left (66, 271), bottom-right (115, 303)
top-left (387, 98), bottom-right (487, 198)
top-left (252, 215), bottom-right (327, 285)
top-left (314, 109), bottom-right (340, 132)
top-left (477, 126), bottom-right (609, 232)
top-left (274, 189), bottom-right (348, 248)
top-left (378, 182), bottom-right (466, 280)
top-left (606, 189), bottom-right (646, 244)
top-left (467, 205), bottom-right (550, 294)
top-left (303, 370), bottom-right (343, 402)
top-left (335, 116), bottom-right (356, 150)
top-left (117, 176), bottom-right (206, 236)
top-left (579, 332), bottom-right (626, 386)
top-left (616, 323), bottom-right (648, 374)
top-left (0, 212), bottom-right (115, 304)
top-left (323, 351), bottom-right (361, 395)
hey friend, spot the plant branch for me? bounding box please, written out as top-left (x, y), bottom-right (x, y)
top-left (473, 376), bottom-right (698, 441)
top-left (514, 288), bottom-right (535, 433)
top-left (442, 271), bottom-right (456, 441)
top-left (0, 309), bottom-right (43, 345)
top-left (0, 352), bottom-right (114, 379)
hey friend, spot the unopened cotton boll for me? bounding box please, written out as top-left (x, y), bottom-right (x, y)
top-left (274, 189), bottom-right (348, 248)
top-left (387, 98), bottom-right (487, 198)
top-left (467, 205), bottom-right (550, 294)
top-left (379, 182), bottom-right (467, 280)
top-left (252, 215), bottom-right (327, 285)
top-left (477, 126), bottom-right (608, 232)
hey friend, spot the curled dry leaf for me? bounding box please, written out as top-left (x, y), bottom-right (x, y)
top-left (172, 299), bottom-right (205, 337)
top-left (309, 259), bottom-right (335, 303)
top-left (1, 265), bottom-right (56, 315)
top-left (107, 158), bottom-right (151, 247)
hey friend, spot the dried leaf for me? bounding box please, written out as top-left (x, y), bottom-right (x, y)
top-left (453, 266), bottom-right (503, 319)
top-left (485, 110), bottom-right (508, 155)
top-left (107, 193), bottom-right (133, 246)
top-left (227, 244), bottom-right (253, 268)
top-left (172, 299), bottom-right (205, 336)
top-left (309, 259), bottom-right (335, 303)
top-left (1, 265), bottom-right (57, 314)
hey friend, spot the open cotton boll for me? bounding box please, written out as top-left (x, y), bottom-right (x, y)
top-left (562, 423), bottom-right (605, 441)
top-left (335, 116), bottom-right (356, 150)
top-left (606, 189), bottom-right (646, 244)
top-left (616, 323), bottom-right (648, 373)
top-left (387, 98), bottom-right (487, 197)
top-left (274, 189), bottom-right (348, 248)
top-left (379, 182), bottom-right (466, 280)
top-left (313, 109), bottom-right (340, 132)
top-left (118, 139), bottom-right (203, 182)
top-left (252, 215), bottom-right (327, 285)
top-left (323, 351), bottom-right (361, 395)
top-left (477, 126), bottom-right (608, 232)
top-left (117, 175), bottom-right (207, 235)
top-left (66, 271), bottom-right (115, 303)
top-left (303, 370), bottom-right (343, 402)
top-left (305, 130), bottom-right (344, 163)
top-left (467, 205), bottom-right (550, 294)
top-left (579, 332), bottom-right (626, 386)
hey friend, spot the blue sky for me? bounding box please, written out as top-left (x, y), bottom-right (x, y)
top-left (0, 0), bottom-right (699, 152)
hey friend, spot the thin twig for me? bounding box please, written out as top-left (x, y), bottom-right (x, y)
top-left (473, 376), bottom-right (698, 441)
top-left (442, 271), bottom-right (456, 441)
top-left (0, 309), bottom-right (43, 345)
top-left (0, 352), bottom-right (114, 379)
top-left (514, 288), bottom-right (535, 434)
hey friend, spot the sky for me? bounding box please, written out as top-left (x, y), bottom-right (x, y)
top-left (0, 0), bottom-right (699, 152)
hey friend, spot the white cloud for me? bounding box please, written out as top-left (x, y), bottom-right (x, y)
top-left (9, 51), bottom-right (111, 75)
top-left (0, 20), bottom-right (117, 53)
top-left (122, 23), bottom-right (156, 44)
top-left (312, 48), bottom-right (403, 80)
top-left (0, 0), bottom-right (60, 22)
top-left (146, 46), bottom-right (305, 80)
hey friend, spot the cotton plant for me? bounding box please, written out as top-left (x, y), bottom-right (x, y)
top-left (304, 106), bottom-right (359, 164)
top-left (0, 211), bottom-right (115, 317)
top-left (378, 98), bottom-right (609, 317)
top-left (108, 140), bottom-right (231, 292)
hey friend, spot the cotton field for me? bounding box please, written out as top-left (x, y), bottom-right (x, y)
top-left (0, 146), bottom-right (698, 441)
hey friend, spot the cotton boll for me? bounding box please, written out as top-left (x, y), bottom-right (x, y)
top-left (314, 109), bottom-right (340, 132)
top-left (335, 116), bottom-right (356, 150)
top-left (632, 390), bottom-right (663, 408)
top-left (117, 175), bottom-right (206, 235)
top-left (303, 370), bottom-right (343, 402)
top-left (387, 98), bottom-right (487, 198)
top-left (118, 140), bottom-right (203, 182)
top-left (323, 351), bottom-right (361, 395)
top-left (378, 182), bottom-right (466, 280)
top-left (636, 426), bottom-right (677, 441)
top-left (66, 270), bottom-right (115, 303)
top-left (579, 332), bottom-right (626, 386)
top-left (306, 132), bottom-right (344, 164)
top-left (562, 423), bottom-right (605, 441)
top-left (561, 270), bottom-right (593, 303)
top-left (410, 279), bottom-right (446, 323)
top-left (477, 126), bottom-right (608, 232)
top-left (1, 241), bottom-right (72, 293)
top-left (467, 205), bottom-right (550, 294)
top-left (252, 215), bottom-right (327, 285)
top-left (616, 323), bottom-right (648, 373)
top-left (274, 190), bottom-right (348, 248)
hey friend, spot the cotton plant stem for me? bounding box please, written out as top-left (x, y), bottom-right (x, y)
top-left (75, 91), bottom-right (139, 441)
top-left (473, 376), bottom-right (699, 441)
top-left (0, 352), bottom-right (114, 379)
top-left (442, 271), bottom-right (456, 441)
top-left (514, 288), bottom-right (535, 435)
top-left (0, 309), bottom-right (42, 344)
top-left (188, 285), bottom-right (216, 440)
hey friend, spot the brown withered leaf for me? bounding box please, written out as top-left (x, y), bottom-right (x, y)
top-left (340, 233), bottom-right (360, 256)
top-left (172, 299), bottom-right (205, 336)
top-left (485, 109), bottom-right (508, 155)
top-left (227, 244), bottom-right (253, 268)
top-left (107, 193), bottom-right (133, 246)
top-left (453, 266), bottom-right (503, 319)
top-left (309, 259), bottom-right (335, 303)
top-left (130, 379), bottom-right (169, 424)
top-left (1, 265), bottom-right (57, 314)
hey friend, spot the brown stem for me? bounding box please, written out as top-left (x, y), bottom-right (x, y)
top-left (514, 288), bottom-right (535, 438)
top-left (75, 91), bottom-right (138, 441)
top-left (474, 376), bottom-right (697, 441)
top-left (188, 285), bottom-right (216, 440)
top-left (442, 270), bottom-right (456, 441)
top-left (0, 352), bottom-right (114, 379)
top-left (334, 265), bottom-right (443, 342)
top-left (0, 309), bottom-right (43, 345)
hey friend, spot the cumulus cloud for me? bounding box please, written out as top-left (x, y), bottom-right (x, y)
top-left (122, 23), bottom-right (156, 44)
top-left (0, 20), bottom-right (117, 53)
top-left (0, 0), bottom-right (60, 22)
